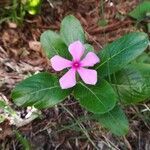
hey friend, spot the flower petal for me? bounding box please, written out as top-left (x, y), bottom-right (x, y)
top-left (59, 69), bottom-right (76, 89)
top-left (69, 41), bottom-right (85, 61)
top-left (51, 55), bottom-right (71, 71)
top-left (78, 68), bottom-right (97, 85)
top-left (81, 52), bottom-right (100, 67)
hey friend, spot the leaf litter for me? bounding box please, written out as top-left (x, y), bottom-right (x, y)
top-left (0, 0), bottom-right (149, 149)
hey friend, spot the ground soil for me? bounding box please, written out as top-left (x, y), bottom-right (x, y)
top-left (0, 0), bottom-right (150, 149)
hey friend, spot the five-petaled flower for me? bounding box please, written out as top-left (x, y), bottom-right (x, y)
top-left (51, 41), bottom-right (100, 89)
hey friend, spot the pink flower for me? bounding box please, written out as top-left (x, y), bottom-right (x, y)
top-left (51, 41), bottom-right (100, 89)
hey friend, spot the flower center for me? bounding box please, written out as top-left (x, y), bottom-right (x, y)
top-left (72, 61), bottom-right (80, 69)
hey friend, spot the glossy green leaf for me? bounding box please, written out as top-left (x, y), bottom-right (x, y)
top-left (73, 80), bottom-right (117, 114)
top-left (93, 106), bottom-right (129, 136)
top-left (96, 32), bottom-right (149, 77)
top-left (60, 15), bottom-right (85, 45)
top-left (11, 72), bottom-right (71, 109)
top-left (129, 1), bottom-right (150, 20)
top-left (40, 30), bottom-right (70, 59)
top-left (111, 63), bottom-right (150, 104)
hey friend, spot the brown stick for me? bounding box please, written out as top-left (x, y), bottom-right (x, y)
top-left (89, 20), bottom-right (134, 34)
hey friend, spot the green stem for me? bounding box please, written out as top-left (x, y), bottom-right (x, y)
top-left (12, 0), bottom-right (18, 22)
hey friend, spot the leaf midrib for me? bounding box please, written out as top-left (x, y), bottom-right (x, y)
top-left (19, 86), bottom-right (59, 97)
top-left (46, 34), bottom-right (59, 55)
top-left (79, 82), bottom-right (128, 134)
top-left (79, 82), bottom-right (115, 112)
top-left (96, 37), bottom-right (147, 70)
top-left (79, 82), bottom-right (103, 104)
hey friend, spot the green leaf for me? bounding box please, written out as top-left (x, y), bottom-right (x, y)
top-left (84, 43), bottom-right (94, 52)
top-left (15, 130), bottom-right (31, 150)
top-left (73, 80), bottom-right (117, 114)
top-left (26, 0), bottom-right (42, 15)
top-left (0, 100), bottom-right (15, 124)
top-left (111, 63), bottom-right (150, 104)
top-left (11, 72), bottom-right (71, 109)
top-left (96, 32), bottom-right (149, 77)
top-left (129, 1), bottom-right (150, 20)
top-left (0, 100), bottom-right (6, 123)
top-left (60, 15), bottom-right (85, 45)
top-left (0, 100), bottom-right (6, 108)
top-left (40, 30), bottom-right (70, 59)
top-left (98, 19), bottom-right (108, 27)
top-left (0, 100), bottom-right (15, 114)
top-left (93, 106), bottom-right (129, 136)
top-left (0, 115), bottom-right (5, 124)
top-left (136, 52), bottom-right (150, 63)
top-left (83, 43), bottom-right (94, 56)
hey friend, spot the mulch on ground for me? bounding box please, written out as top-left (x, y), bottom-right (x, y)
top-left (0, 0), bottom-right (149, 149)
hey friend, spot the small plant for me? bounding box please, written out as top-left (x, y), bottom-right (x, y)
top-left (0, 100), bottom-right (14, 124)
top-left (0, 0), bottom-right (42, 24)
top-left (11, 15), bottom-right (150, 136)
top-left (15, 130), bottom-right (31, 150)
top-left (0, 99), bottom-right (40, 127)
top-left (129, 1), bottom-right (150, 33)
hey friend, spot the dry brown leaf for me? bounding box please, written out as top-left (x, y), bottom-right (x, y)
top-left (29, 41), bottom-right (42, 52)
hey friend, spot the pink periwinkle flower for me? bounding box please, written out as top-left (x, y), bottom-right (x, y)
top-left (51, 41), bottom-right (100, 89)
